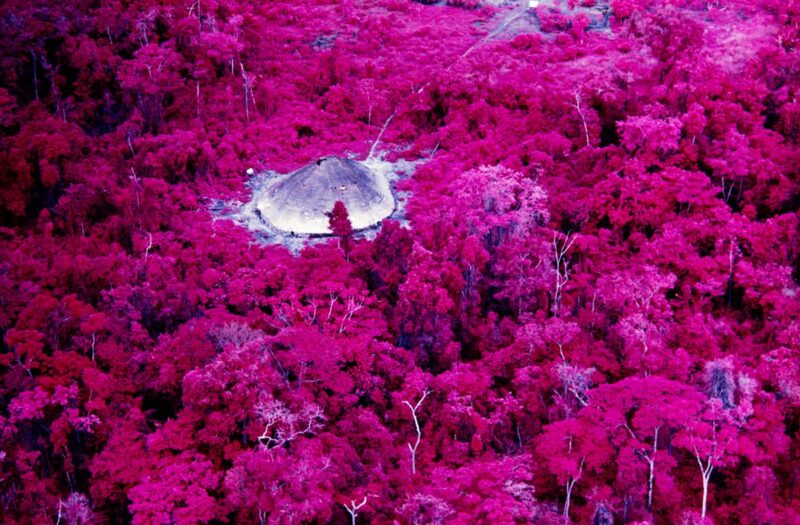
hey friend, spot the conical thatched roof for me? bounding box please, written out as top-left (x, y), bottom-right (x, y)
top-left (256, 156), bottom-right (395, 235)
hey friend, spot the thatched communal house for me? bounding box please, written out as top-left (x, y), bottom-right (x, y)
top-left (256, 156), bottom-right (395, 235)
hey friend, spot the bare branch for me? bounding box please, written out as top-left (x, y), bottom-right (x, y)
top-left (552, 233), bottom-right (575, 317)
top-left (343, 496), bottom-right (368, 525)
top-left (403, 390), bottom-right (430, 474)
top-left (567, 89), bottom-right (590, 148)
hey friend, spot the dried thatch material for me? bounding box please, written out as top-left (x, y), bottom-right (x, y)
top-left (256, 156), bottom-right (395, 235)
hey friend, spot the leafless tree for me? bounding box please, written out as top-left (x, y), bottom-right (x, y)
top-left (620, 423), bottom-right (660, 510)
top-left (552, 233), bottom-right (576, 318)
top-left (694, 443), bottom-right (716, 521)
top-left (339, 296), bottom-right (365, 334)
top-left (256, 399), bottom-right (324, 449)
top-left (55, 493), bottom-right (93, 525)
top-left (368, 112), bottom-right (394, 160)
top-left (240, 63), bottom-right (254, 122)
top-left (143, 231), bottom-right (153, 264)
top-left (403, 390), bottom-right (430, 474)
top-left (563, 455), bottom-right (585, 521)
top-left (568, 90), bottom-right (590, 148)
top-left (556, 361), bottom-right (594, 409)
top-left (689, 418), bottom-right (729, 521)
top-left (209, 322), bottom-right (263, 350)
top-left (343, 496), bottom-right (368, 525)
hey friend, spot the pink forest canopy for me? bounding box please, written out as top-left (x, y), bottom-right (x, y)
top-left (0, 0), bottom-right (799, 524)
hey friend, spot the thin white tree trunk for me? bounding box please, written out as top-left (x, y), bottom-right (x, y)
top-left (647, 426), bottom-right (659, 510)
top-left (403, 391), bottom-right (430, 475)
top-left (563, 457), bottom-right (584, 522)
top-left (694, 447), bottom-right (714, 520)
top-left (343, 497), bottom-right (367, 525)
top-left (701, 474), bottom-right (710, 520)
top-left (564, 477), bottom-right (575, 520)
